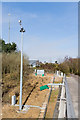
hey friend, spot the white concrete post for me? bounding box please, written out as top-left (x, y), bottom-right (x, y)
top-left (12, 95), bottom-right (16, 105)
top-left (61, 72), bottom-right (63, 77)
top-left (57, 71), bottom-right (59, 76)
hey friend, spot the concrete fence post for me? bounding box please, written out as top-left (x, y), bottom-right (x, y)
top-left (12, 95), bottom-right (16, 105)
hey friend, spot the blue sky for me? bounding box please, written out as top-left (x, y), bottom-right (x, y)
top-left (2, 2), bottom-right (78, 63)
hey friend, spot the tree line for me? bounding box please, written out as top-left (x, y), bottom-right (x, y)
top-left (37, 56), bottom-right (79, 76)
top-left (0, 39), bottom-right (30, 77)
top-left (0, 39), bottom-right (17, 53)
top-left (0, 39), bottom-right (79, 76)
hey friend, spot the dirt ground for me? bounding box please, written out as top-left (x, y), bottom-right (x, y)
top-left (2, 73), bottom-right (62, 118)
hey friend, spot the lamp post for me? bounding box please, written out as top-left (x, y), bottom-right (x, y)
top-left (19, 20), bottom-right (25, 111)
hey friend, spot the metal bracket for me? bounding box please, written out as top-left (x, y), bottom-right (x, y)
top-left (14, 104), bottom-right (45, 113)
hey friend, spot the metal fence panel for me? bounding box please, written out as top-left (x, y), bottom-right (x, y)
top-left (65, 78), bottom-right (76, 118)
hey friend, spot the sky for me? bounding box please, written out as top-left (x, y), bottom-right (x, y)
top-left (1, 0), bottom-right (79, 2)
top-left (2, 2), bottom-right (78, 63)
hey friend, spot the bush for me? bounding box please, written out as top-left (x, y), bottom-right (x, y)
top-left (2, 52), bottom-right (29, 76)
top-left (58, 63), bottom-right (70, 75)
top-left (0, 39), bottom-right (17, 53)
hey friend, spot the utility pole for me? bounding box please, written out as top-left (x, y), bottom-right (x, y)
top-left (8, 13), bottom-right (11, 43)
top-left (19, 20), bottom-right (25, 111)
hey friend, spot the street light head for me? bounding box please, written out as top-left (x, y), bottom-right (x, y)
top-left (20, 27), bottom-right (25, 32)
top-left (23, 29), bottom-right (25, 32)
top-left (19, 20), bottom-right (21, 23)
top-left (19, 20), bottom-right (22, 25)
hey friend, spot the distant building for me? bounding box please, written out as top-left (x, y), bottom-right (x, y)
top-left (29, 60), bottom-right (40, 67)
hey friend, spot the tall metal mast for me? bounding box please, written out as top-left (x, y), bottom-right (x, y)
top-left (8, 13), bottom-right (11, 43)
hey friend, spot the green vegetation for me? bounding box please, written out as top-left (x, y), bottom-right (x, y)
top-left (0, 38), bottom-right (79, 104)
top-left (0, 39), bottom-right (31, 76)
top-left (58, 57), bottom-right (79, 75)
top-left (38, 63), bottom-right (57, 73)
top-left (0, 39), bottom-right (17, 53)
top-left (0, 39), bottom-right (33, 103)
top-left (2, 52), bottom-right (30, 76)
top-left (37, 56), bottom-right (79, 76)
top-left (45, 89), bottom-right (59, 118)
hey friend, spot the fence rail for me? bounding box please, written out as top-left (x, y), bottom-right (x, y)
top-left (58, 74), bottom-right (76, 118)
top-left (65, 77), bottom-right (76, 118)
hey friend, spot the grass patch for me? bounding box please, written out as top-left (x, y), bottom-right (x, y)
top-left (45, 89), bottom-right (59, 118)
